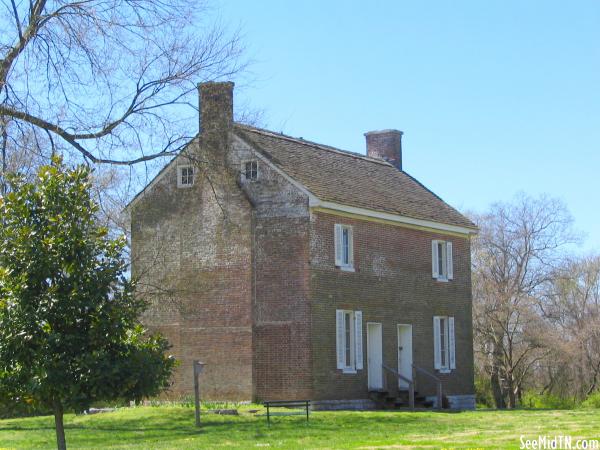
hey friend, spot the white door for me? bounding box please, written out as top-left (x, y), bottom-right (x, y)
top-left (397, 324), bottom-right (413, 390)
top-left (367, 323), bottom-right (383, 390)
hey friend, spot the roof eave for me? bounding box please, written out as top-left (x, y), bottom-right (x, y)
top-left (310, 199), bottom-right (478, 237)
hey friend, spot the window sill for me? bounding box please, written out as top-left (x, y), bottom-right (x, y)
top-left (342, 368), bottom-right (357, 374)
top-left (177, 184), bottom-right (194, 189)
top-left (337, 266), bottom-right (355, 272)
top-left (434, 277), bottom-right (449, 283)
top-left (438, 368), bottom-right (451, 374)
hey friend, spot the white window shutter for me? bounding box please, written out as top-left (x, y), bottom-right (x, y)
top-left (433, 316), bottom-right (441, 370)
top-left (449, 317), bottom-right (456, 370)
top-left (347, 226), bottom-right (354, 267)
top-left (446, 241), bottom-right (454, 280)
top-left (354, 311), bottom-right (363, 370)
top-left (336, 310), bottom-right (345, 369)
top-left (334, 224), bottom-right (343, 266)
top-left (432, 240), bottom-right (439, 278)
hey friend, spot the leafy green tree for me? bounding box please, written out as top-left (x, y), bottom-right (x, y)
top-left (0, 158), bottom-right (175, 449)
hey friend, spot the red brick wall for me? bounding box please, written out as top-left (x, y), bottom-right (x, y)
top-left (309, 211), bottom-right (474, 400)
top-left (252, 216), bottom-right (313, 401)
top-left (131, 148), bottom-right (254, 400)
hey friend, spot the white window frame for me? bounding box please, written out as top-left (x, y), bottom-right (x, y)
top-left (433, 315), bottom-right (456, 373)
top-left (177, 165), bottom-right (195, 188)
top-left (432, 240), bottom-right (453, 281)
top-left (241, 160), bottom-right (259, 181)
top-left (334, 224), bottom-right (354, 271)
top-left (336, 309), bottom-right (363, 373)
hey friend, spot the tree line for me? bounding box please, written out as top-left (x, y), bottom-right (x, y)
top-left (471, 194), bottom-right (600, 408)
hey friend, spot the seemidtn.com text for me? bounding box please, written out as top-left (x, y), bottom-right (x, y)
top-left (520, 435), bottom-right (599, 449)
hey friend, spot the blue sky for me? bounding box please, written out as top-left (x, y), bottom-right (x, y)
top-left (216, 0), bottom-right (600, 252)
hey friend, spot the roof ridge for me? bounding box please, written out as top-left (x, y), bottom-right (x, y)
top-left (234, 123), bottom-right (393, 167)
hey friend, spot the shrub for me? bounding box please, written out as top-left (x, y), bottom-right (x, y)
top-left (474, 375), bottom-right (495, 408)
top-left (0, 395), bottom-right (51, 419)
top-left (581, 391), bottom-right (600, 409)
top-left (521, 392), bottom-right (575, 410)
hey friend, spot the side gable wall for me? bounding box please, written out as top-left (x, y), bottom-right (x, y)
top-left (232, 135), bottom-right (313, 401)
top-left (131, 139), bottom-right (254, 400)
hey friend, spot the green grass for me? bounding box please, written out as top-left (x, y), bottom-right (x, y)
top-left (0, 405), bottom-right (599, 449)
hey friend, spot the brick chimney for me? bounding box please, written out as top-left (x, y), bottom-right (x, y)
top-left (364, 129), bottom-right (403, 170)
top-left (198, 81), bottom-right (234, 135)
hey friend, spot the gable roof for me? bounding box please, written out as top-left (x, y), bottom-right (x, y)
top-left (234, 124), bottom-right (476, 231)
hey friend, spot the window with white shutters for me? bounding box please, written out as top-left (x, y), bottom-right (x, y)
top-left (433, 315), bottom-right (456, 373)
top-left (334, 224), bottom-right (354, 271)
top-left (432, 240), bottom-right (453, 281)
top-left (336, 309), bottom-right (363, 373)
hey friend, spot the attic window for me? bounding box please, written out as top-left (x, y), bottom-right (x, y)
top-left (244, 161), bottom-right (258, 181)
top-left (177, 165), bottom-right (194, 188)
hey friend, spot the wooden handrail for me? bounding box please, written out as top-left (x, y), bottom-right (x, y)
top-left (382, 364), bottom-right (412, 384)
top-left (412, 364), bottom-right (441, 382)
top-left (381, 364), bottom-right (414, 410)
top-left (412, 364), bottom-right (443, 409)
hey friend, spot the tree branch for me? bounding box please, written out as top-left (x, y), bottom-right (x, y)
top-left (0, 105), bottom-right (184, 165)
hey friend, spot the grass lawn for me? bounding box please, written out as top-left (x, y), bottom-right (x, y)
top-left (0, 405), bottom-right (599, 449)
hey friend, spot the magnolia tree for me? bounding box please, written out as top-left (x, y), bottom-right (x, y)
top-left (0, 158), bottom-right (175, 450)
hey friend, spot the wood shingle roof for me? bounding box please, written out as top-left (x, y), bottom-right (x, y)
top-left (234, 124), bottom-right (476, 231)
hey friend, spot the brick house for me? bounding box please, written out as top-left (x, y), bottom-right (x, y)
top-left (129, 82), bottom-right (478, 410)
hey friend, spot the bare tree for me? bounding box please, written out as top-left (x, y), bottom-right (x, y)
top-left (0, 0), bottom-right (246, 172)
top-left (539, 255), bottom-right (600, 400)
top-left (471, 194), bottom-right (578, 408)
top-left (0, 123), bottom-right (47, 185)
